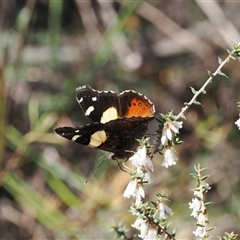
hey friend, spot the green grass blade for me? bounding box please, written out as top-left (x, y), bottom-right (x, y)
top-left (3, 173), bottom-right (66, 229)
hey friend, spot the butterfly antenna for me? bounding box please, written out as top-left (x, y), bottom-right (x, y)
top-left (116, 159), bottom-right (128, 173)
top-left (84, 154), bottom-right (108, 184)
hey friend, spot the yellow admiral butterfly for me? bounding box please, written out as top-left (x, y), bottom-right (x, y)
top-left (55, 85), bottom-right (155, 160)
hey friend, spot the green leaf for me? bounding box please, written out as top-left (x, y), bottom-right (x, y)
top-left (6, 125), bottom-right (23, 149)
top-left (218, 70), bottom-right (228, 78)
top-left (218, 56), bottom-right (223, 64)
top-left (179, 114), bottom-right (186, 120)
top-left (193, 100), bottom-right (201, 105)
top-left (207, 70), bottom-right (213, 77)
top-left (190, 86), bottom-right (196, 94)
top-left (46, 173), bottom-right (81, 207)
top-left (230, 55), bottom-right (236, 60)
top-left (204, 202), bottom-right (213, 206)
top-left (3, 173), bottom-right (66, 228)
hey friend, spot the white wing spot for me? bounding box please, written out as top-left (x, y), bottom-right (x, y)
top-left (75, 130), bottom-right (80, 133)
top-left (85, 106), bottom-right (94, 116)
top-left (92, 97), bottom-right (97, 101)
top-left (79, 97), bottom-right (83, 102)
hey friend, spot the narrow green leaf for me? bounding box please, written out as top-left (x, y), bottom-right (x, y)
top-left (190, 86), bottom-right (196, 94)
top-left (207, 70), bottom-right (213, 77)
top-left (218, 71), bottom-right (228, 78)
top-left (46, 173), bottom-right (81, 207)
top-left (218, 56), bottom-right (222, 64)
top-left (3, 173), bottom-right (66, 228)
top-left (193, 100), bottom-right (202, 105)
top-left (179, 114), bottom-right (186, 120)
top-left (196, 223), bottom-right (205, 227)
top-left (6, 125), bottom-right (23, 150)
top-left (230, 55), bottom-right (236, 60)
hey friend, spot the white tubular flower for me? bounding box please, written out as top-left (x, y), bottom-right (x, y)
top-left (123, 178), bottom-right (145, 205)
top-left (144, 228), bottom-right (158, 240)
top-left (162, 148), bottom-right (178, 168)
top-left (161, 120), bottom-right (183, 145)
top-left (123, 178), bottom-right (138, 198)
top-left (129, 145), bottom-right (154, 172)
top-left (193, 213), bottom-right (208, 238)
top-left (156, 202), bottom-right (174, 220)
top-left (197, 212), bottom-right (208, 225)
top-left (190, 165), bottom-right (211, 239)
top-left (161, 125), bottom-right (172, 145)
top-left (189, 197), bottom-right (201, 218)
top-left (235, 114), bottom-right (240, 129)
top-left (193, 226), bottom-right (206, 238)
top-left (170, 120), bottom-right (183, 133)
top-left (132, 217), bottom-right (144, 229)
top-left (135, 185), bottom-right (145, 206)
top-left (132, 218), bottom-right (148, 238)
top-left (160, 232), bottom-right (167, 240)
top-left (135, 193), bottom-right (143, 207)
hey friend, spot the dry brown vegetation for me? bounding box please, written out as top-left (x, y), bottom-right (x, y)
top-left (0, 0), bottom-right (240, 239)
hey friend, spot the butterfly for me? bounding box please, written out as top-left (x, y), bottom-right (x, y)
top-left (55, 85), bottom-right (155, 160)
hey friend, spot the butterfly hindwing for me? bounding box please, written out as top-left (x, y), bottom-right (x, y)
top-left (101, 116), bottom-right (154, 159)
top-left (119, 90), bottom-right (155, 118)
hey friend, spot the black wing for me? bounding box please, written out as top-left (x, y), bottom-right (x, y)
top-left (75, 85), bottom-right (121, 123)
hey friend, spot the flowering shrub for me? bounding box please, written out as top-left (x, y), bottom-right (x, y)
top-left (113, 42), bottom-right (240, 240)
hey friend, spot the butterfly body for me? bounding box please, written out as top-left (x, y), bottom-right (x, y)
top-left (55, 85), bottom-right (155, 160)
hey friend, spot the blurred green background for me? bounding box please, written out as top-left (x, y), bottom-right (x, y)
top-left (1, 0), bottom-right (240, 239)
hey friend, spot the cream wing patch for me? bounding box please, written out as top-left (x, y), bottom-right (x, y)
top-left (71, 135), bottom-right (81, 141)
top-left (71, 131), bottom-right (107, 147)
top-left (100, 107), bottom-right (118, 124)
top-left (89, 130), bottom-right (107, 147)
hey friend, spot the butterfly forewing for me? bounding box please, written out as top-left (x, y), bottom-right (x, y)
top-left (55, 123), bottom-right (107, 148)
top-left (76, 85), bottom-right (120, 123)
